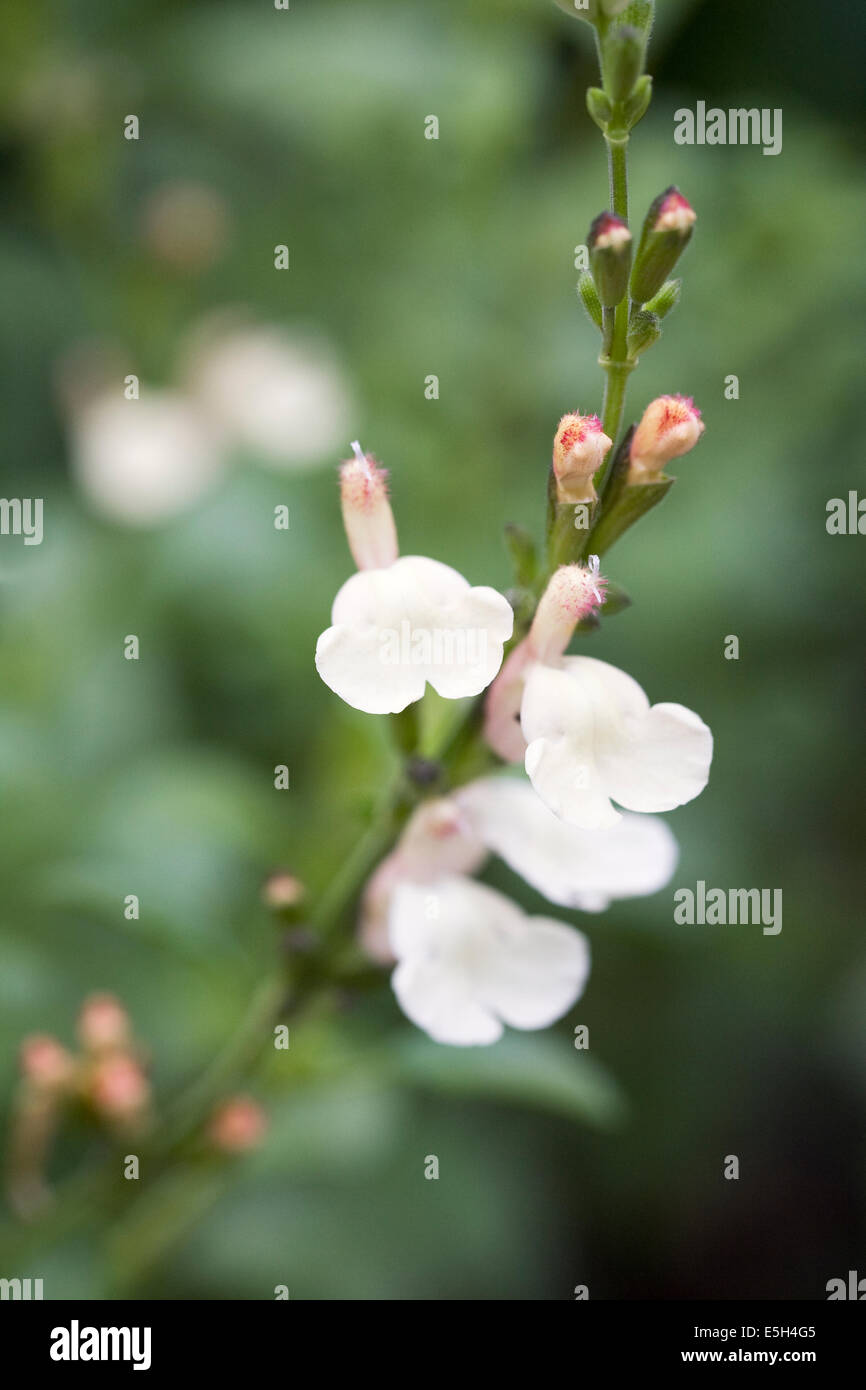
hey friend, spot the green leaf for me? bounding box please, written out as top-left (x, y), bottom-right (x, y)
top-left (386, 1031), bottom-right (627, 1129)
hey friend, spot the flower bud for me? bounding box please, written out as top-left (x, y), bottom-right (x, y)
top-left (622, 73), bottom-right (652, 129)
top-left (339, 442), bottom-right (399, 571)
top-left (262, 872), bottom-right (305, 911)
top-left (90, 1054), bottom-right (150, 1121)
top-left (77, 994), bottom-right (131, 1053)
top-left (588, 213), bottom-right (632, 308)
top-left (208, 1096), bottom-right (268, 1153)
top-left (528, 560), bottom-right (607, 664)
top-left (577, 271), bottom-right (603, 330)
top-left (19, 1035), bottom-right (76, 1092)
top-left (586, 87), bottom-right (613, 132)
top-left (552, 413), bottom-right (612, 504)
top-left (644, 278), bottom-right (681, 320)
top-left (629, 395), bottom-right (705, 480)
top-left (630, 187), bottom-right (696, 306)
top-left (626, 309), bottom-right (661, 358)
top-left (603, 25), bottom-right (645, 104)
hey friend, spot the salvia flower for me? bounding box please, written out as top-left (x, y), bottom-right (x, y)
top-left (316, 444), bottom-right (514, 714)
top-left (629, 395), bottom-right (704, 480)
top-left (521, 655), bottom-right (713, 829)
top-left (484, 560), bottom-right (607, 762)
top-left (360, 774), bottom-right (678, 965)
top-left (389, 875), bottom-right (590, 1047)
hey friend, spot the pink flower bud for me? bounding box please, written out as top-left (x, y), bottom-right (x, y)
top-left (552, 414), bottom-right (612, 503)
top-left (77, 993), bottom-right (131, 1053)
top-left (528, 561), bottom-right (607, 664)
top-left (652, 188), bottom-right (697, 233)
top-left (339, 442), bottom-right (399, 571)
top-left (208, 1096), bottom-right (268, 1153)
top-left (90, 1054), bottom-right (150, 1119)
top-left (19, 1035), bottom-right (76, 1091)
top-left (629, 395), bottom-right (705, 479)
top-left (262, 872), bottom-right (305, 910)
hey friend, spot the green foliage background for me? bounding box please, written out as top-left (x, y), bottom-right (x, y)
top-left (0, 0), bottom-right (864, 1298)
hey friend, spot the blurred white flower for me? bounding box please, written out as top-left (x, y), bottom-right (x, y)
top-left (70, 390), bottom-right (224, 525)
top-left (316, 446), bottom-right (513, 714)
top-left (141, 181), bottom-right (229, 272)
top-left (389, 875), bottom-right (590, 1047)
top-left (185, 323), bottom-right (353, 469)
top-left (455, 775), bottom-right (679, 910)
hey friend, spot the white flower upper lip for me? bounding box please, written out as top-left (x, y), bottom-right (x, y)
top-left (315, 554), bottom-right (514, 715)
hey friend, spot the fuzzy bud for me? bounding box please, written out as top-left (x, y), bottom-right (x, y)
top-left (644, 278), bottom-right (681, 319)
top-left (339, 442), bottom-right (399, 571)
top-left (629, 395), bottom-right (705, 480)
top-left (603, 24), bottom-right (645, 104)
top-left (577, 271), bottom-right (603, 330)
top-left (19, 1035), bottom-right (76, 1092)
top-left (553, 413), bottom-right (612, 504)
top-left (627, 309), bottom-right (661, 358)
top-left (528, 561), bottom-right (607, 664)
top-left (208, 1096), bottom-right (268, 1153)
top-left (630, 187), bottom-right (696, 306)
top-left (77, 994), bottom-right (131, 1053)
top-left (262, 872), bottom-right (306, 910)
top-left (588, 213), bottom-right (632, 308)
top-left (90, 1054), bottom-right (150, 1120)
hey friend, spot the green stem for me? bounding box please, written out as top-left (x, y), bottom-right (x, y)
top-left (597, 133), bottom-right (635, 481)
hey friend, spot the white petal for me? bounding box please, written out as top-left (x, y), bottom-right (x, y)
top-left (521, 664), bottom-right (620, 827)
top-left (520, 656), bottom-right (712, 826)
top-left (316, 556), bottom-right (513, 714)
top-left (388, 876), bottom-right (589, 1046)
top-left (392, 958), bottom-right (503, 1046)
top-left (477, 915), bottom-right (590, 1030)
top-left (315, 622), bottom-right (426, 714)
top-left (457, 776), bottom-right (679, 910)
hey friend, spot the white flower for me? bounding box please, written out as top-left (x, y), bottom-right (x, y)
top-left (521, 655), bottom-right (712, 829)
top-left (315, 445), bottom-right (513, 714)
top-left (455, 776), bottom-right (678, 911)
top-left (184, 322), bottom-right (352, 470)
top-left (359, 776), bottom-right (677, 960)
top-left (71, 390), bottom-right (224, 525)
top-left (389, 875), bottom-right (590, 1046)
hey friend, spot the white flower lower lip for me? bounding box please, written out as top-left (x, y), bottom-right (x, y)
top-left (520, 655), bottom-right (713, 829)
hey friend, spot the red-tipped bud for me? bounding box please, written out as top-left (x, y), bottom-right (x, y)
top-left (553, 414), bottom-right (612, 503)
top-left (77, 993), bottom-right (131, 1053)
top-left (339, 442), bottom-right (399, 571)
top-left (629, 395), bottom-right (705, 480)
top-left (208, 1096), bottom-right (268, 1153)
top-left (19, 1035), bottom-right (77, 1092)
top-left (528, 560), bottom-right (607, 664)
top-left (630, 187), bottom-right (696, 305)
top-left (588, 213), bottom-right (632, 308)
